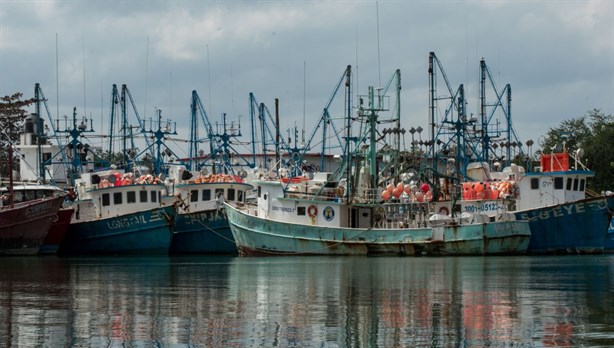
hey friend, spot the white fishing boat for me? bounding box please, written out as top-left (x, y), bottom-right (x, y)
top-left (225, 82), bottom-right (531, 256)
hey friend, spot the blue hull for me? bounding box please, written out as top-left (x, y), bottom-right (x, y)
top-left (170, 210), bottom-right (237, 254)
top-left (59, 205), bottom-right (175, 255)
top-left (514, 196), bottom-right (614, 254)
top-left (605, 217), bottom-right (614, 252)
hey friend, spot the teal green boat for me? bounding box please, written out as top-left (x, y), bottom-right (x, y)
top-left (225, 84), bottom-right (531, 257)
top-left (59, 170), bottom-right (176, 255)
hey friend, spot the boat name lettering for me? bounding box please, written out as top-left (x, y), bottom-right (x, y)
top-left (185, 211), bottom-right (224, 224)
top-left (25, 200), bottom-right (54, 217)
top-left (107, 215), bottom-right (147, 229)
top-left (271, 206), bottom-right (295, 213)
top-left (518, 201), bottom-right (604, 221)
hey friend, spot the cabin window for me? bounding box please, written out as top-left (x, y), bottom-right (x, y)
top-left (566, 178), bottom-right (572, 190)
top-left (215, 188), bottom-right (224, 199)
top-left (139, 190), bottom-right (148, 203)
top-left (12, 191), bottom-right (23, 203)
top-left (202, 189), bottom-right (211, 201)
top-left (113, 192), bottom-right (123, 205)
top-left (151, 190), bottom-right (157, 203)
top-left (25, 190), bottom-right (35, 201)
top-left (531, 178), bottom-right (539, 189)
top-left (102, 193), bottom-right (110, 206)
top-left (35, 190), bottom-right (46, 199)
top-left (573, 179), bottom-right (579, 191)
top-left (127, 191), bottom-right (136, 203)
top-left (227, 189), bottom-right (236, 201)
top-left (258, 186), bottom-right (261, 198)
top-left (297, 206), bottom-right (306, 216)
top-left (554, 177), bottom-right (563, 190)
top-left (579, 179), bottom-right (585, 191)
top-left (42, 152), bottom-right (51, 162)
top-left (238, 190), bottom-right (244, 202)
top-left (190, 189), bottom-right (199, 202)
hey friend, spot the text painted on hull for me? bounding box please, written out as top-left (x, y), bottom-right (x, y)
top-left (517, 200), bottom-right (607, 222)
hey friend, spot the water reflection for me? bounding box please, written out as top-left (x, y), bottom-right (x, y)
top-left (0, 255), bottom-right (612, 347)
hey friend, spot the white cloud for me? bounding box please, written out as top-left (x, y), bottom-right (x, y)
top-left (0, 0), bottom-right (611, 156)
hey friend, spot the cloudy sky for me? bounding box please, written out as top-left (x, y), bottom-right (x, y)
top-left (1, 0), bottom-right (612, 159)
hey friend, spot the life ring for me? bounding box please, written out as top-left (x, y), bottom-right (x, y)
top-left (307, 204), bottom-right (318, 218)
top-left (438, 206), bottom-right (450, 215)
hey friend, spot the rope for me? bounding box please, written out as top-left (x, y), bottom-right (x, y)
top-left (189, 208), bottom-right (237, 244)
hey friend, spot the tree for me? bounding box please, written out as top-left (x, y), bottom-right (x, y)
top-left (582, 111), bottom-right (614, 192)
top-left (539, 109), bottom-right (613, 191)
top-left (0, 93), bottom-right (36, 178)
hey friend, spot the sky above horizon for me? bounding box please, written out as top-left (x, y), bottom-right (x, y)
top-left (1, 0), bottom-right (612, 159)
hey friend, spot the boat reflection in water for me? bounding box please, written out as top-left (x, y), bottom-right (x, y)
top-left (0, 256), bottom-right (612, 347)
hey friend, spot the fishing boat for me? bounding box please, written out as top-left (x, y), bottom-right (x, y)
top-left (225, 84), bottom-right (531, 256)
top-left (458, 152), bottom-right (614, 254)
top-left (0, 194), bottom-right (65, 255)
top-left (165, 165), bottom-right (253, 254)
top-left (0, 148), bottom-right (65, 255)
top-left (0, 182), bottom-right (74, 254)
top-left (606, 215), bottom-right (614, 252)
top-left (59, 170), bottom-right (176, 255)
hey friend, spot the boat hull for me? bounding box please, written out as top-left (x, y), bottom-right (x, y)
top-left (514, 195), bottom-right (614, 254)
top-left (39, 207), bottom-right (74, 255)
top-left (170, 209), bottom-right (237, 254)
top-left (226, 204), bottom-right (531, 256)
top-left (604, 216), bottom-right (614, 252)
top-left (0, 196), bottom-right (65, 256)
top-left (59, 205), bottom-right (175, 255)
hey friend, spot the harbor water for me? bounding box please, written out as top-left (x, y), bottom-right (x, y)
top-left (0, 255), bottom-right (613, 347)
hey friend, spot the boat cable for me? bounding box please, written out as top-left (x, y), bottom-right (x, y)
top-left (193, 209), bottom-right (237, 244)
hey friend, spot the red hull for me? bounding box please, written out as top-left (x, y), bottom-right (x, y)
top-left (40, 207), bottom-right (74, 254)
top-left (0, 195), bottom-right (65, 255)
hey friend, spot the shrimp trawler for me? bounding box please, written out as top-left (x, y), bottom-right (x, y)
top-left (0, 148), bottom-right (65, 255)
top-left (458, 152), bottom-right (614, 254)
top-left (17, 84), bottom-right (177, 255)
top-left (166, 165), bottom-right (252, 254)
top-left (225, 70), bottom-right (531, 256)
top-left (163, 92), bottom-right (254, 254)
top-left (59, 170), bottom-right (175, 255)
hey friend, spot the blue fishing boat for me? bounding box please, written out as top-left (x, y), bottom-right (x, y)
top-left (225, 80), bottom-right (531, 256)
top-left (603, 215), bottom-right (614, 252)
top-left (459, 153), bottom-right (613, 254)
top-left (166, 165), bottom-right (253, 254)
top-left (511, 153), bottom-right (612, 254)
top-left (59, 170), bottom-right (176, 255)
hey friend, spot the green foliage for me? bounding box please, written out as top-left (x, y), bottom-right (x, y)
top-left (539, 109), bottom-right (613, 191)
top-left (0, 93), bottom-right (36, 177)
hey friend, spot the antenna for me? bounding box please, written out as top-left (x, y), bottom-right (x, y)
top-left (207, 44), bottom-right (212, 117)
top-left (376, 1), bottom-right (381, 87)
top-left (144, 37), bottom-right (149, 119)
top-left (302, 60), bottom-right (306, 144)
top-left (82, 32), bottom-right (86, 118)
top-left (55, 33), bottom-right (59, 121)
